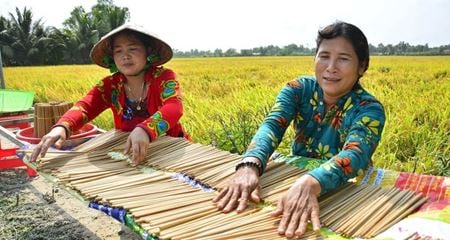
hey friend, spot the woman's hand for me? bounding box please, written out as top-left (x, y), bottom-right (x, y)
top-left (30, 126), bottom-right (67, 162)
top-left (271, 174), bottom-right (322, 238)
top-left (213, 157), bottom-right (262, 213)
top-left (124, 127), bottom-right (150, 165)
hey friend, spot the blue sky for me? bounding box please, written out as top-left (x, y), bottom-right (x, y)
top-left (1, 0), bottom-right (449, 51)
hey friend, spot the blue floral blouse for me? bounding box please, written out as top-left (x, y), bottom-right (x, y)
top-left (243, 76), bottom-right (386, 194)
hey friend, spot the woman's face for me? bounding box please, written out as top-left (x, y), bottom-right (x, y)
top-left (112, 33), bottom-right (148, 76)
top-left (314, 36), bottom-right (365, 104)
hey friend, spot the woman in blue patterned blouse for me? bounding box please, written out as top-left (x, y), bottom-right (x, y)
top-left (213, 21), bottom-right (386, 238)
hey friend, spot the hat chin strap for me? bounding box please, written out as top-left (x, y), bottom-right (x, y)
top-left (105, 54), bottom-right (160, 76)
top-left (128, 54), bottom-right (159, 77)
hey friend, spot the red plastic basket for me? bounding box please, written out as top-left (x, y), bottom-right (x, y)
top-left (16, 123), bottom-right (98, 144)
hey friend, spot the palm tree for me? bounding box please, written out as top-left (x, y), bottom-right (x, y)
top-left (63, 6), bottom-right (100, 64)
top-left (62, 1), bottom-right (130, 64)
top-left (0, 16), bottom-right (14, 65)
top-left (44, 27), bottom-right (70, 65)
top-left (91, 0), bottom-right (130, 37)
top-left (0, 16), bottom-right (9, 31)
top-left (2, 7), bottom-right (51, 65)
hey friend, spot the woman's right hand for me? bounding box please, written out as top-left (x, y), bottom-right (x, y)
top-left (213, 157), bottom-right (262, 213)
top-left (30, 126), bottom-right (67, 162)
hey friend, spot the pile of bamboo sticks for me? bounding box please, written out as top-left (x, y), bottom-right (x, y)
top-left (73, 129), bottom-right (129, 152)
top-left (34, 101), bottom-right (73, 138)
top-left (30, 132), bottom-right (428, 239)
top-left (152, 209), bottom-right (323, 240)
top-left (319, 183), bottom-right (428, 238)
top-left (259, 161), bottom-right (307, 203)
top-left (34, 147), bottom-right (305, 238)
top-left (36, 150), bottom-right (322, 239)
top-left (140, 136), bottom-right (241, 187)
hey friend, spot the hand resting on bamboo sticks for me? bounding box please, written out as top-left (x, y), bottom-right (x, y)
top-left (123, 126), bottom-right (151, 165)
top-left (213, 156), bottom-right (262, 213)
top-left (213, 21), bottom-right (386, 238)
top-left (30, 126), bottom-right (67, 162)
top-left (213, 157), bottom-right (322, 237)
top-left (30, 23), bottom-right (190, 163)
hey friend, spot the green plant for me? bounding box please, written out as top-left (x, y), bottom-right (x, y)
top-left (209, 109), bottom-right (266, 154)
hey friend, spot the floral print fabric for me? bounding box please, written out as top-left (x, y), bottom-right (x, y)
top-left (55, 66), bottom-right (189, 141)
top-left (243, 76), bottom-right (385, 194)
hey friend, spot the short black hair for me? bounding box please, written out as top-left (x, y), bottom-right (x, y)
top-left (316, 21), bottom-right (370, 75)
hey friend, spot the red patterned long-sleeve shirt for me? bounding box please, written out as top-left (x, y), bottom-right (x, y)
top-left (56, 66), bottom-right (190, 141)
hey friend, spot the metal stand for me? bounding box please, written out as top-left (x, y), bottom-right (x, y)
top-left (0, 49), bottom-right (5, 89)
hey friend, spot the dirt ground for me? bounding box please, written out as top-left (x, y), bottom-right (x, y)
top-left (0, 167), bottom-right (142, 240)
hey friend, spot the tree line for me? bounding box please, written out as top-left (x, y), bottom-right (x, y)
top-left (1, 1), bottom-right (449, 66)
top-left (174, 42), bottom-right (450, 58)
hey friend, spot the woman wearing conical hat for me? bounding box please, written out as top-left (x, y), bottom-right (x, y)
top-left (31, 23), bottom-right (190, 164)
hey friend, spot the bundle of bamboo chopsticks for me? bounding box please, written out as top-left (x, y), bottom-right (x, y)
top-left (33, 101), bottom-right (73, 138)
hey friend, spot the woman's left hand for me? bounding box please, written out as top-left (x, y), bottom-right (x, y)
top-left (271, 174), bottom-right (322, 238)
top-left (124, 127), bottom-right (150, 165)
